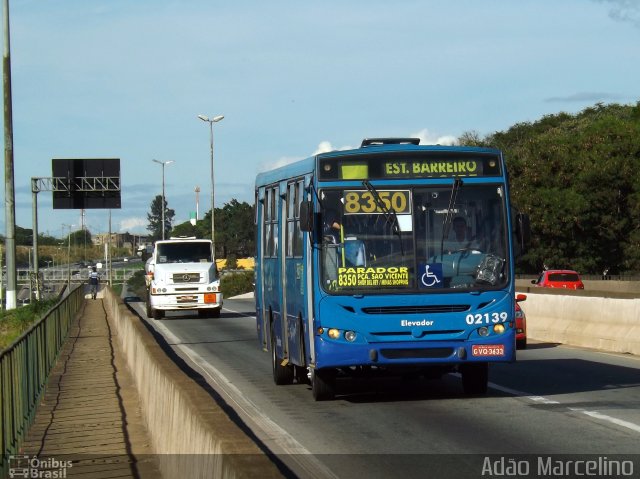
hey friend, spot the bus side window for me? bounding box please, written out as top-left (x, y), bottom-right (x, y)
top-left (300, 201), bottom-right (313, 232)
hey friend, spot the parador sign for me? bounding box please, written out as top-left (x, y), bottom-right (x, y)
top-left (337, 266), bottom-right (409, 288)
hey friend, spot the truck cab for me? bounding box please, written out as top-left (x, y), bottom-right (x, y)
top-left (145, 237), bottom-right (222, 319)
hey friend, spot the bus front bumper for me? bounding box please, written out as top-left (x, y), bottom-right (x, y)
top-left (313, 334), bottom-right (516, 369)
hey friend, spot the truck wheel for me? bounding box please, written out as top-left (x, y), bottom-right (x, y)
top-left (271, 324), bottom-right (294, 385)
top-left (311, 369), bottom-right (336, 401)
top-left (211, 307), bottom-right (221, 318)
top-left (460, 362), bottom-right (488, 395)
top-left (152, 308), bottom-right (164, 320)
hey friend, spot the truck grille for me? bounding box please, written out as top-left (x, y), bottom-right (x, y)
top-left (172, 272), bottom-right (201, 283)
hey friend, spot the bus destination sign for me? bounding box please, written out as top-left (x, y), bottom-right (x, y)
top-left (319, 153), bottom-right (501, 180)
top-left (383, 159), bottom-right (482, 178)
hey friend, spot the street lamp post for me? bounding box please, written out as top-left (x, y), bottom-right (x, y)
top-left (152, 159), bottom-right (174, 240)
top-left (197, 114), bottom-right (224, 252)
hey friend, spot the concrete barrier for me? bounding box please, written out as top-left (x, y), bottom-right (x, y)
top-left (517, 291), bottom-right (640, 356)
top-left (103, 288), bottom-right (284, 479)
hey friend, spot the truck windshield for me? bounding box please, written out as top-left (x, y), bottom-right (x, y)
top-left (320, 185), bottom-right (508, 293)
top-left (156, 242), bottom-right (213, 263)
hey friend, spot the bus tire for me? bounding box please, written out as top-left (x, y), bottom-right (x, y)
top-left (295, 317), bottom-right (309, 384)
top-left (311, 369), bottom-right (336, 401)
top-left (271, 324), bottom-right (294, 385)
top-left (460, 362), bottom-right (488, 395)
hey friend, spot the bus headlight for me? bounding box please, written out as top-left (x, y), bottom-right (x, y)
top-left (478, 326), bottom-right (489, 337)
top-left (344, 331), bottom-right (357, 342)
top-left (493, 323), bottom-right (506, 334)
top-left (327, 328), bottom-right (340, 339)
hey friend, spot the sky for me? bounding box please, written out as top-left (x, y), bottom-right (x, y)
top-left (1, 0), bottom-right (639, 238)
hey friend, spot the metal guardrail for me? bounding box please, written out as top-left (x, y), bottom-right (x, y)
top-left (10, 267), bottom-right (139, 284)
top-left (0, 285), bottom-right (84, 475)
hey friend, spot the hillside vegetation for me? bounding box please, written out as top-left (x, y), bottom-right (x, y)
top-left (462, 102), bottom-right (640, 275)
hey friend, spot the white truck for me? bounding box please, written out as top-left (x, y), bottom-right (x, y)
top-left (145, 237), bottom-right (222, 319)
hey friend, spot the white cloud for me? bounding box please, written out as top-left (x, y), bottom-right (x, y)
top-left (312, 141), bottom-right (335, 155)
top-left (259, 141), bottom-right (355, 173)
top-left (258, 156), bottom-right (301, 173)
top-left (410, 129), bottom-right (457, 146)
top-left (312, 141), bottom-right (354, 155)
top-left (595, 0), bottom-right (640, 27)
top-left (119, 217), bottom-right (147, 233)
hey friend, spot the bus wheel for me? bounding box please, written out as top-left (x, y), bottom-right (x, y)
top-left (295, 318), bottom-right (309, 384)
top-left (271, 326), bottom-right (294, 385)
top-left (460, 362), bottom-right (488, 395)
top-left (311, 369), bottom-right (336, 401)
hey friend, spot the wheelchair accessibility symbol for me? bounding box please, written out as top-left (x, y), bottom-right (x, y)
top-left (419, 263), bottom-right (443, 288)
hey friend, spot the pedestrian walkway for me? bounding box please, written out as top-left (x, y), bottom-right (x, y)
top-left (20, 291), bottom-right (160, 478)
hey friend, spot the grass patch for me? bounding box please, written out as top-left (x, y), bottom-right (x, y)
top-left (127, 270), bottom-right (148, 299)
top-left (220, 271), bottom-right (254, 298)
top-left (0, 299), bottom-right (60, 351)
top-left (111, 283), bottom-right (123, 297)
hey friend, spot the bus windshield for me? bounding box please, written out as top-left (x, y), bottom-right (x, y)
top-left (320, 184), bottom-right (508, 293)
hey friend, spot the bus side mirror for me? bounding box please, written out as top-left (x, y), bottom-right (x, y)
top-left (515, 213), bottom-right (531, 254)
top-left (299, 201), bottom-right (313, 232)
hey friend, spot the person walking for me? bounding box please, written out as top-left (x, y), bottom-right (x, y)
top-left (89, 266), bottom-right (100, 299)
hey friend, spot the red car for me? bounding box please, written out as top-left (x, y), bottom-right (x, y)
top-left (515, 294), bottom-right (527, 349)
top-left (531, 269), bottom-right (584, 290)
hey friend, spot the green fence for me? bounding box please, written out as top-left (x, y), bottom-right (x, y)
top-left (0, 285), bottom-right (84, 475)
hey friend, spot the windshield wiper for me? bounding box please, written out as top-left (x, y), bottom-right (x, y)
top-left (362, 180), bottom-right (404, 256)
top-left (439, 178), bottom-right (463, 256)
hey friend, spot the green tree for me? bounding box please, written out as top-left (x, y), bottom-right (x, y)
top-left (170, 221), bottom-right (199, 238)
top-left (169, 198), bottom-right (255, 258)
top-left (215, 199), bottom-right (255, 258)
top-left (485, 102), bottom-right (640, 274)
top-left (69, 228), bottom-right (92, 246)
top-left (147, 195), bottom-right (175, 241)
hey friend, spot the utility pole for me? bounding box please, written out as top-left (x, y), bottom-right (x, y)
top-left (3, 0), bottom-right (17, 309)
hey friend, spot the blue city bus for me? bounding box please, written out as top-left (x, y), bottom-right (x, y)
top-left (254, 138), bottom-right (529, 400)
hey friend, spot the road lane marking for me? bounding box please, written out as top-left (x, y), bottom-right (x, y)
top-left (527, 395), bottom-right (560, 405)
top-left (221, 306), bottom-right (256, 319)
top-left (145, 311), bottom-right (339, 479)
top-left (569, 408), bottom-right (640, 433)
top-left (488, 382), bottom-right (640, 434)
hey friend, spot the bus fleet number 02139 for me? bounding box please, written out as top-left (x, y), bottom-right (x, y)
top-left (465, 312), bottom-right (508, 325)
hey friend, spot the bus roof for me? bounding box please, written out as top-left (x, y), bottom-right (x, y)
top-left (255, 140), bottom-right (503, 187)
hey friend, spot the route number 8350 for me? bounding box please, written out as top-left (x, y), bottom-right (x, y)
top-left (343, 190), bottom-right (411, 214)
top-left (465, 312), bottom-right (508, 325)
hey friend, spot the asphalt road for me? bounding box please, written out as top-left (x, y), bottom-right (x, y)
top-left (126, 297), bottom-right (640, 479)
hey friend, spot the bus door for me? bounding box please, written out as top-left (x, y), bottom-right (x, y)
top-left (257, 186), bottom-right (268, 351)
top-left (279, 180), bottom-right (289, 362)
top-left (261, 185), bottom-right (282, 351)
